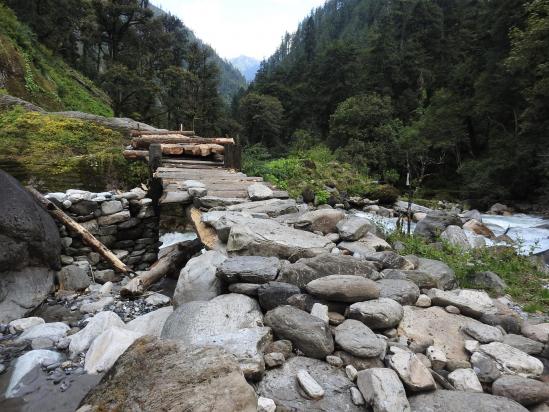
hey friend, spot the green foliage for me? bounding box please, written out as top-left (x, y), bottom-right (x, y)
top-left (365, 184), bottom-right (400, 205)
top-left (242, 143), bottom-right (373, 199)
top-left (314, 189), bottom-right (330, 205)
top-left (388, 232), bottom-right (549, 312)
top-left (0, 107), bottom-right (147, 191)
top-left (239, 93), bottom-right (284, 147)
top-left (0, 3), bottom-right (112, 115)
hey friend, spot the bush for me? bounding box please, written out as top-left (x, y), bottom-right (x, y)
top-left (365, 184), bottom-right (400, 204)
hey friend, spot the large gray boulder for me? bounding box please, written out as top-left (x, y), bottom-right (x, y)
top-left (492, 375), bottom-right (549, 406)
top-left (441, 225), bottom-right (471, 250)
top-left (0, 170), bottom-right (61, 323)
top-left (226, 218), bottom-right (335, 262)
top-left (427, 289), bottom-right (497, 318)
top-left (348, 298), bottom-right (404, 329)
top-left (408, 390), bottom-right (528, 412)
top-left (376, 279), bottom-right (420, 305)
top-left (414, 212), bottom-right (462, 240)
top-left (357, 368), bottom-right (411, 412)
top-left (256, 356), bottom-right (362, 412)
top-left (334, 319), bottom-right (386, 358)
top-left (173, 250), bottom-right (227, 307)
top-left (336, 216), bottom-right (375, 241)
top-left (257, 282), bottom-right (301, 311)
top-left (278, 254), bottom-right (381, 288)
top-left (264, 305), bottom-right (334, 359)
top-left (293, 209), bottom-right (345, 234)
top-left (227, 198), bottom-right (297, 217)
top-left (306, 275), bottom-right (380, 303)
top-left (384, 257), bottom-right (458, 290)
top-left (82, 336), bottom-right (257, 411)
top-left (216, 256), bottom-right (281, 284)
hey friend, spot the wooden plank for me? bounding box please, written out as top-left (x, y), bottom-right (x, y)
top-left (131, 130), bottom-right (196, 137)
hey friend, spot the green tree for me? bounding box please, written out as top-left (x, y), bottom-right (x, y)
top-left (239, 93), bottom-right (284, 147)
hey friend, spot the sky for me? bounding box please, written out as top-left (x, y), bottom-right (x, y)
top-left (152, 0), bottom-right (326, 60)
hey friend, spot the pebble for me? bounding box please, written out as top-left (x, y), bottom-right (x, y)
top-left (328, 312), bottom-right (345, 326)
top-left (296, 369), bottom-right (325, 400)
top-left (445, 305), bottom-right (461, 314)
top-left (345, 364), bottom-right (358, 382)
top-left (257, 396), bottom-right (276, 412)
top-left (415, 294), bottom-right (432, 307)
top-left (264, 352), bottom-right (285, 368)
top-left (326, 355), bottom-right (343, 367)
top-left (350, 386), bottom-right (365, 406)
top-left (310, 303), bottom-right (329, 324)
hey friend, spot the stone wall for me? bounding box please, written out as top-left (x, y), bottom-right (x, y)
top-left (45, 187), bottom-right (159, 274)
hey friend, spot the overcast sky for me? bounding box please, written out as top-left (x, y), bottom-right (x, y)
top-left (152, 0), bottom-right (326, 60)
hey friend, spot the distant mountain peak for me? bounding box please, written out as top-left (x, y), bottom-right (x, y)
top-left (230, 55), bottom-right (261, 83)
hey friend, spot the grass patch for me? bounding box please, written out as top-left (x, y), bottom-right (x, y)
top-left (0, 107), bottom-right (147, 191)
top-left (242, 144), bottom-right (391, 201)
top-left (388, 231), bottom-right (549, 313)
top-left (0, 3), bottom-right (112, 115)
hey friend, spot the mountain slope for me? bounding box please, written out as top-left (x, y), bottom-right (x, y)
top-left (231, 55), bottom-right (260, 82)
top-left (0, 3), bottom-right (112, 116)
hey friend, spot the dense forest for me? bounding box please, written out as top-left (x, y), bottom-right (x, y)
top-left (3, 0), bottom-right (246, 135)
top-left (237, 0), bottom-right (549, 206)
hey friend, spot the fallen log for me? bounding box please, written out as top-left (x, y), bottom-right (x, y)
top-left (120, 243), bottom-right (187, 297)
top-left (186, 206), bottom-right (220, 250)
top-left (132, 136), bottom-right (235, 149)
top-left (131, 130), bottom-right (195, 137)
top-left (161, 143), bottom-right (225, 157)
top-left (26, 187), bottom-right (134, 275)
top-left (123, 149), bottom-right (148, 161)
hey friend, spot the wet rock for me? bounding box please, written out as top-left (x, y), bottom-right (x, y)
top-left (216, 256), bottom-right (281, 284)
top-left (248, 183), bottom-right (273, 200)
top-left (376, 279), bottom-right (420, 305)
top-left (357, 367), bottom-right (411, 412)
top-left (388, 349), bottom-right (436, 392)
top-left (348, 298), bottom-right (403, 329)
top-left (408, 390), bottom-right (528, 411)
top-left (257, 282), bottom-right (301, 311)
top-left (336, 216), bottom-right (375, 241)
top-left (84, 326), bottom-right (144, 374)
top-left (478, 341), bottom-right (544, 378)
top-left (83, 336), bottom-right (257, 411)
top-left (69, 311), bottom-right (125, 356)
top-left (278, 254), bottom-right (381, 288)
top-left (465, 271), bottom-right (507, 296)
top-left (447, 368), bottom-right (483, 392)
top-left (264, 305), bottom-right (333, 359)
top-left (502, 334), bottom-right (544, 355)
top-left (306, 275), bottom-right (380, 303)
top-left (257, 356), bottom-right (362, 412)
top-left (463, 322), bottom-right (504, 343)
top-left (492, 375), bottom-right (549, 406)
top-left (126, 306), bottom-right (173, 337)
top-left (5, 349), bottom-right (63, 398)
top-left (428, 289), bottom-right (497, 318)
top-left (173, 250), bottom-right (227, 307)
top-left (335, 319), bottom-right (386, 358)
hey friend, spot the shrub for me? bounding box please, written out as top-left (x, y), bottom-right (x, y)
top-left (366, 184), bottom-right (400, 204)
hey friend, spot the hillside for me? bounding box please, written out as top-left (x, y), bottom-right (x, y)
top-left (231, 55), bottom-right (261, 82)
top-left (240, 0), bottom-right (549, 207)
top-left (0, 3), bottom-right (112, 116)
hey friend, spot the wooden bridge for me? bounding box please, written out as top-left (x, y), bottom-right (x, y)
top-left (124, 130), bottom-right (278, 201)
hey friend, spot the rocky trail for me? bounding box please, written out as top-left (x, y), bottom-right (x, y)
top-left (0, 169), bottom-right (549, 412)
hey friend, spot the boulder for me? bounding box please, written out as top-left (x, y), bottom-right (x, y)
top-left (461, 209), bottom-right (483, 222)
top-left (264, 305), bottom-right (333, 359)
top-left (414, 212), bottom-right (462, 240)
top-left (82, 337), bottom-right (257, 411)
top-left (173, 250), bottom-right (227, 307)
top-left (376, 279), bottom-right (420, 305)
top-left (465, 271), bottom-right (507, 296)
top-left (447, 368), bottom-right (483, 392)
top-left (306, 275), bottom-right (380, 303)
top-left (398, 306), bottom-right (486, 364)
top-left (522, 323), bottom-right (549, 343)
top-left (216, 256), bottom-right (281, 284)
top-left (361, 251), bottom-right (415, 270)
top-left (502, 334), bottom-right (544, 355)
top-left (227, 198), bottom-right (298, 217)
top-left (278, 254), bottom-right (381, 288)
top-left (5, 349), bottom-right (63, 398)
top-left (441, 225), bottom-right (471, 250)
top-left (0, 170), bottom-right (61, 323)
top-left (348, 298), bottom-right (403, 329)
top-left (100, 200), bottom-right (123, 215)
top-left (388, 349), bottom-right (436, 392)
top-left (8, 317), bottom-right (44, 333)
top-left (489, 203), bottom-right (511, 215)
top-left (257, 282), bottom-right (301, 311)
top-left (247, 183), bottom-right (274, 200)
top-left (408, 390), bottom-right (528, 412)
top-left (294, 209), bottom-right (345, 234)
top-left (335, 319), bottom-right (386, 358)
top-left (69, 311), bottom-right (125, 356)
top-left (492, 375), bottom-right (549, 406)
top-left (462, 322), bottom-right (503, 343)
top-left (357, 233), bottom-right (392, 251)
top-left (256, 356), bottom-right (362, 412)
top-left (226, 218), bottom-right (334, 262)
top-left (334, 350), bottom-right (384, 370)
top-left (228, 283), bottom-right (261, 296)
top-left (196, 196), bottom-right (246, 209)
top-left (57, 264), bottom-right (91, 291)
top-left (336, 216), bottom-right (375, 241)
top-left (84, 326), bottom-right (144, 374)
top-left (470, 352), bottom-right (503, 383)
top-left (384, 257), bottom-right (457, 290)
top-left (477, 342), bottom-right (544, 378)
top-left (463, 219), bottom-right (495, 238)
top-left (357, 368), bottom-right (411, 412)
top-left (16, 322), bottom-right (69, 343)
top-left (126, 306), bottom-right (173, 337)
top-left (427, 289), bottom-right (497, 318)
